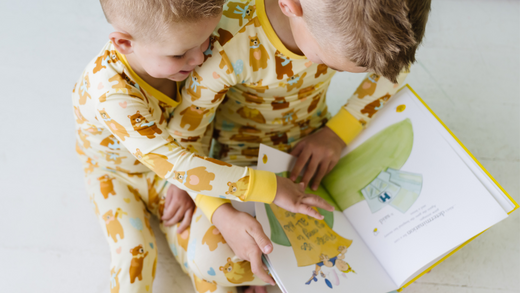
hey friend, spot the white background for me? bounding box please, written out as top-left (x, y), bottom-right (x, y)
top-left (0, 0), bottom-right (518, 292)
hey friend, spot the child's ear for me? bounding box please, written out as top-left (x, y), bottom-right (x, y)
top-left (110, 31), bottom-right (134, 55)
top-left (278, 0), bottom-right (303, 18)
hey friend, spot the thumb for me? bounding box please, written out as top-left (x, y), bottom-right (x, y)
top-left (249, 226), bottom-right (273, 254)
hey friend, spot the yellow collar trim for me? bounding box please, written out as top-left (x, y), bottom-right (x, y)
top-left (115, 51), bottom-right (180, 107)
top-left (255, 0), bottom-right (306, 60)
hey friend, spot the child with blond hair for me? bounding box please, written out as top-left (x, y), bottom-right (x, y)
top-left (73, 0), bottom-right (334, 292)
top-left (167, 0), bottom-right (431, 292)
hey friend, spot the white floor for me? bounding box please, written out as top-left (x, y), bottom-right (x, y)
top-left (0, 0), bottom-right (518, 292)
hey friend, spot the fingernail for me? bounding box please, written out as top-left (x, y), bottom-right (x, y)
top-left (263, 244), bottom-right (272, 253)
top-left (312, 185), bottom-right (317, 190)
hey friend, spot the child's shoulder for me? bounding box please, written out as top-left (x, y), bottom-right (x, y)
top-left (216, 0), bottom-right (260, 39)
top-left (73, 42), bottom-right (143, 108)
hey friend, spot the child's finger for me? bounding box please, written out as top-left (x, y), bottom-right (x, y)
top-left (297, 204), bottom-right (324, 220)
top-left (248, 224), bottom-right (273, 254)
top-left (311, 161), bottom-right (330, 191)
top-left (176, 208), bottom-right (193, 234)
top-left (301, 155), bottom-right (320, 188)
top-left (302, 194), bottom-right (334, 211)
top-left (290, 149), bottom-right (311, 181)
top-left (164, 205), bottom-right (184, 225)
top-left (249, 250), bottom-right (275, 286)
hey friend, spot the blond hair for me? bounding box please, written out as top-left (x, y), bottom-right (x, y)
top-left (301, 0), bottom-right (431, 83)
top-left (100, 0), bottom-right (225, 42)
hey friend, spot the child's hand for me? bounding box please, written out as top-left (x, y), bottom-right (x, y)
top-left (290, 126), bottom-right (346, 190)
top-left (161, 184), bottom-right (195, 233)
top-left (273, 177), bottom-right (334, 220)
top-left (212, 203), bottom-right (276, 286)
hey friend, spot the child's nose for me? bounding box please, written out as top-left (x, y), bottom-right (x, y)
top-left (188, 48), bottom-right (205, 66)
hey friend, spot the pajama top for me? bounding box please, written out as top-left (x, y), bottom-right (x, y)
top-left (167, 0), bottom-right (408, 211)
top-left (73, 42), bottom-right (275, 222)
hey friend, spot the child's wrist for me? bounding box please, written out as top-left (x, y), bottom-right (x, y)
top-left (211, 203), bottom-right (236, 227)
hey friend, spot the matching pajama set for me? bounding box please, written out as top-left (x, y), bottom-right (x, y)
top-left (73, 0), bottom-right (408, 292)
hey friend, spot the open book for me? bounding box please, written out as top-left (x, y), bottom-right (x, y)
top-left (255, 85), bottom-right (518, 293)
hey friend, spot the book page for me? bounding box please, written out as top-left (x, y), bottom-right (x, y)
top-left (256, 145), bottom-right (397, 293)
top-left (324, 88), bottom-right (508, 286)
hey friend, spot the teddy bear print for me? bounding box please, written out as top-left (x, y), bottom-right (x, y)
top-left (361, 93), bottom-right (392, 118)
top-left (273, 109), bottom-right (299, 126)
top-left (241, 147), bottom-right (259, 158)
top-left (129, 244), bottom-right (148, 283)
top-left (105, 152), bottom-right (126, 165)
top-left (237, 106), bottom-right (266, 124)
top-left (238, 17), bottom-right (262, 33)
top-left (99, 108), bottom-right (130, 141)
top-left (128, 110), bottom-right (163, 139)
top-left (99, 134), bottom-right (121, 150)
top-left (229, 125), bottom-right (262, 143)
top-left (198, 156), bottom-right (233, 167)
top-left (78, 74), bottom-right (91, 105)
top-left (179, 105), bottom-right (210, 131)
top-left (219, 257), bottom-right (255, 284)
top-left (218, 51), bottom-right (235, 75)
top-left (127, 185), bottom-right (141, 202)
top-left (211, 86), bottom-right (230, 103)
top-left (135, 149), bottom-right (174, 179)
top-left (315, 64), bottom-right (328, 78)
top-left (285, 72), bottom-right (307, 92)
top-left (93, 50), bottom-right (120, 74)
top-left (78, 129), bottom-right (91, 149)
top-left (103, 208), bottom-right (126, 243)
top-left (85, 125), bottom-right (104, 136)
top-left (202, 226), bottom-right (227, 252)
top-left (248, 79), bottom-right (269, 93)
top-left (108, 72), bottom-right (135, 93)
top-left (354, 73), bottom-right (380, 99)
top-left (242, 91), bottom-right (264, 104)
top-left (193, 274), bottom-right (218, 293)
top-left (217, 28), bottom-right (234, 46)
top-left (203, 35), bottom-right (219, 62)
top-left (307, 92), bottom-right (323, 113)
top-left (223, 2), bottom-right (256, 27)
top-left (274, 50), bottom-right (293, 80)
top-left (298, 85), bottom-right (316, 100)
top-left (84, 157), bottom-right (98, 174)
top-left (266, 131), bottom-right (288, 146)
top-left (299, 120), bottom-right (316, 138)
top-left (249, 35), bottom-right (270, 72)
top-left (98, 174), bottom-right (116, 199)
top-left (145, 178), bottom-right (160, 209)
top-left (74, 106), bottom-right (87, 124)
top-left (110, 267), bottom-right (121, 293)
top-left (226, 176), bottom-right (249, 200)
top-left (177, 225), bottom-right (191, 251)
top-left (187, 71), bottom-right (207, 101)
top-left (271, 96), bottom-right (290, 110)
top-left (76, 141), bottom-right (85, 156)
top-left (174, 166), bottom-right (215, 192)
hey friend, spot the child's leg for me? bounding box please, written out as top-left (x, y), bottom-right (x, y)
top-left (157, 197), bottom-right (268, 290)
top-left (85, 169), bottom-right (157, 293)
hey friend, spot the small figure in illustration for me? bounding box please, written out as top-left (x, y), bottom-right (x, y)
top-left (305, 246), bottom-right (355, 288)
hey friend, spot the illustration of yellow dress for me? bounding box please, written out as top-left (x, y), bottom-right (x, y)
top-left (266, 203), bottom-right (352, 267)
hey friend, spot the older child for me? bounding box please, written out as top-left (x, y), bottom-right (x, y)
top-left (73, 0), bottom-right (333, 292)
top-left (167, 0), bottom-right (431, 292)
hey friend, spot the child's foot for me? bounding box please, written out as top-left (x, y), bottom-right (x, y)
top-left (243, 285), bottom-right (268, 293)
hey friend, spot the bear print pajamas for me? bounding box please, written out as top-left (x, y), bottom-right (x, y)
top-left (73, 42), bottom-right (275, 293)
top-left (168, 0), bottom-right (408, 167)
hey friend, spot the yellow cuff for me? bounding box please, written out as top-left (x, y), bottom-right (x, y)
top-left (326, 108), bottom-right (364, 145)
top-left (243, 168), bottom-right (277, 203)
top-left (195, 194), bottom-right (231, 224)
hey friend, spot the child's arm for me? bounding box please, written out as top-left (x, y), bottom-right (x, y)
top-left (290, 71), bottom-right (409, 189)
top-left (96, 86), bottom-right (331, 222)
top-left (212, 203), bottom-right (276, 286)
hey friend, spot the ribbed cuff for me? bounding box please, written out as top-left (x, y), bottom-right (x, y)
top-left (243, 168), bottom-right (277, 203)
top-left (195, 194), bottom-right (231, 224)
top-left (326, 108), bottom-right (364, 145)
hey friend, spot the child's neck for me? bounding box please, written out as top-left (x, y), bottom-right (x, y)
top-left (264, 0), bottom-right (303, 56)
top-left (125, 54), bottom-right (177, 99)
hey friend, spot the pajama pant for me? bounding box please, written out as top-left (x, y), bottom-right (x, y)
top-left (84, 167), bottom-right (267, 293)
